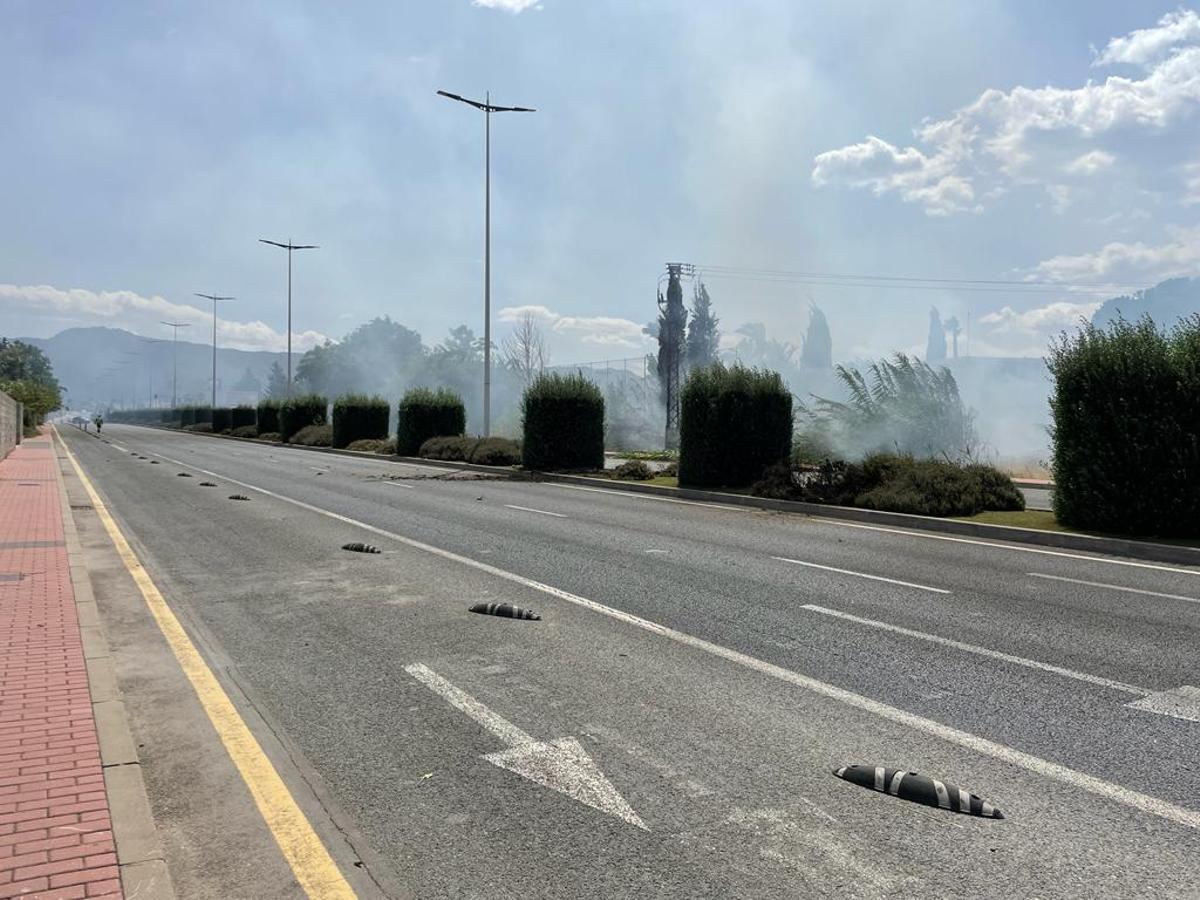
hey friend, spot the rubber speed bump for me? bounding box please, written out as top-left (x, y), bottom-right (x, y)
top-left (198, 481), bottom-right (218, 487)
top-left (341, 542), bottom-right (381, 554)
top-left (469, 602), bottom-right (541, 621)
top-left (228, 494), bottom-right (250, 501)
top-left (177, 472), bottom-right (192, 477)
top-left (834, 765), bottom-right (1003, 819)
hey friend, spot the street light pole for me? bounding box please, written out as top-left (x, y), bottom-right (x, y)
top-left (195, 294), bottom-right (234, 411)
top-left (138, 338), bottom-right (166, 407)
top-left (437, 89), bottom-right (535, 436)
top-left (161, 321), bottom-right (191, 408)
top-left (259, 239), bottom-right (318, 398)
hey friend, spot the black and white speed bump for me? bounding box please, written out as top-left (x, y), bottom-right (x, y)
top-left (341, 542), bottom-right (382, 554)
top-left (834, 765), bottom-right (1003, 819)
top-left (469, 602), bottom-right (541, 621)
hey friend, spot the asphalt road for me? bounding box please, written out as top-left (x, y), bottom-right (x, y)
top-left (64, 425), bottom-right (1200, 898)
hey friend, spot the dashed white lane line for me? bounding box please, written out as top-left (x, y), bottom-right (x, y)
top-left (1027, 572), bottom-right (1200, 605)
top-left (134, 446), bottom-right (1200, 831)
top-left (801, 604), bottom-right (1146, 695)
top-left (504, 504), bottom-right (568, 519)
top-left (829, 520), bottom-right (1200, 577)
top-left (773, 557), bottom-right (950, 595)
top-left (383, 482), bottom-right (415, 490)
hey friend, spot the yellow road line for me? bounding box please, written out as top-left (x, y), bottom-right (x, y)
top-left (56, 428), bottom-right (357, 899)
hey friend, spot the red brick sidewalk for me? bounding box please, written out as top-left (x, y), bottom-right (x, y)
top-left (1, 432), bottom-right (121, 899)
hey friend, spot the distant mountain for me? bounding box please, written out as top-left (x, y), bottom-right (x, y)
top-left (22, 327), bottom-right (286, 410)
top-left (1092, 277), bottom-right (1200, 329)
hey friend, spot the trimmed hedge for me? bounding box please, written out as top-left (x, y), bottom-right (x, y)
top-left (521, 373), bottom-right (604, 470)
top-left (179, 405), bottom-right (197, 427)
top-left (256, 399), bottom-right (281, 436)
top-left (279, 394), bottom-right (327, 441)
top-left (1049, 315), bottom-right (1200, 536)
top-left (397, 388), bottom-right (466, 456)
top-left (679, 363), bottom-right (793, 488)
top-left (161, 408), bottom-right (177, 425)
top-left (332, 394), bottom-right (389, 449)
top-left (231, 406), bottom-right (256, 430)
top-left (211, 407), bottom-right (232, 433)
top-left (194, 406), bottom-right (213, 426)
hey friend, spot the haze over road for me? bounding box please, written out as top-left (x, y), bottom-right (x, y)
top-left (62, 424), bottom-right (1200, 898)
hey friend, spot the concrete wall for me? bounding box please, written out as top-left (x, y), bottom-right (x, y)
top-left (0, 390), bottom-right (20, 460)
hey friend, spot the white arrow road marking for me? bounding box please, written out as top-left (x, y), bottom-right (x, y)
top-left (404, 663), bottom-right (647, 830)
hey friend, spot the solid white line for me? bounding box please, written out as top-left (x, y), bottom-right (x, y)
top-left (504, 504), bottom-right (568, 519)
top-left (548, 482), bottom-right (747, 512)
top-left (1027, 572), bottom-right (1200, 605)
top-left (800, 604), bottom-right (1147, 695)
top-left (773, 557), bottom-right (950, 594)
top-left (404, 663), bottom-right (533, 746)
top-left (135, 447), bottom-right (1200, 832)
top-left (829, 520), bottom-right (1200, 577)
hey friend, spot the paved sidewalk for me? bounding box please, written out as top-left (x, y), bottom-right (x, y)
top-left (1, 432), bottom-right (121, 900)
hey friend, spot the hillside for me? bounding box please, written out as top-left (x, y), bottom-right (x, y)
top-left (1091, 277), bottom-right (1200, 329)
top-left (22, 327), bottom-right (286, 409)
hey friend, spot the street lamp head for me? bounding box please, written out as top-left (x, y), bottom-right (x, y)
top-left (259, 239), bottom-right (318, 251)
top-left (438, 89), bottom-right (536, 113)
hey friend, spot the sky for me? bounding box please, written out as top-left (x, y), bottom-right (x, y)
top-left (1, 1), bottom-right (1199, 364)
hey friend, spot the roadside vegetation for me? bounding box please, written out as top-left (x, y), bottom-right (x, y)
top-left (521, 373), bottom-right (604, 471)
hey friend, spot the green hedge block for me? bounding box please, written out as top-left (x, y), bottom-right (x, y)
top-left (279, 394), bottom-right (328, 441)
top-left (521, 373), bottom-right (604, 470)
top-left (397, 388), bottom-right (465, 456)
top-left (332, 394), bottom-right (390, 449)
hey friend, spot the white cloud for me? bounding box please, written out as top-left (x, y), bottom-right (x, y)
top-left (1064, 149), bottom-right (1115, 175)
top-left (0, 283), bottom-right (330, 352)
top-left (498, 304), bottom-right (650, 348)
top-left (813, 12), bottom-right (1200, 214)
top-left (1044, 184), bottom-right (1072, 214)
top-left (1184, 160), bottom-right (1200, 203)
top-left (1093, 9), bottom-right (1200, 67)
top-left (472, 0), bottom-right (539, 13)
top-left (975, 299), bottom-right (1102, 356)
top-left (1027, 225), bottom-right (1200, 283)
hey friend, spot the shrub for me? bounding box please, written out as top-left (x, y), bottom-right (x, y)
top-left (161, 408), bottom-right (177, 425)
top-left (231, 406), bottom-right (256, 430)
top-left (279, 394), bottom-right (327, 441)
top-left (613, 460), bottom-right (653, 480)
top-left (752, 452), bottom-right (1025, 517)
top-left (660, 461), bottom-right (678, 478)
top-left (347, 438), bottom-right (387, 452)
top-left (291, 424), bottom-right (332, 446)
top-left (258, 431), bottom-right (281, 442)
top-left (256, 399), bottom-right (281, 435)
top-left (229, 425), bottom-right (258, 438)
top-left (1049, 315), bottom-right (1200, 536)
top-left (179, 405), bottom-right (197, 427)
top-left (184, 422), bottom-right (213, 433)
top-left (211, 407), bottom-right (232, 433)
top-left (397, 388), bottom-right (466, 456)
top-left (521, 373), bottom-right (604, 470)
top-left (194, 406), bottom-right (212, 425)
top-left (468, 437), bottom-right (521, 466)
top-left (332, 394), bottom-right (389, 449)
top-left (419, 436), bottom-right (476, 460)
top-left (679, 363), bottom-right (792, 488)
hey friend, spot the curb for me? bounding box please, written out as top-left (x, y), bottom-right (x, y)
top-left (52, 429), bottom-right (177, 900)
top-left (131, 425), bottom-right (1200, 568)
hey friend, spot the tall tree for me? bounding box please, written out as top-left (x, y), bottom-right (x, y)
top-left (656, 268), bottom-right (688, 404)
top-left (799, 304), bottom-right (833, 369)
top-left (685, 282), bottom-right (719, 370)
top-left (925, 307), bottom-right (947, 362)
top-left (501, 312), bottom-right (548, 385)
top-left (944, 316), bottom-right (962, 359)
top-left (264, 360), bottom-right (289, 398)
top-left (0, 339), bottom-right (58, 387)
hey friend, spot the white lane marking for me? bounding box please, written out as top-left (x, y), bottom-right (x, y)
top-left (773, 557), bottom-right (950, 595)
top-left (1125, 686), bottom-right (1200, 723)
top-left (801, 604), bottom-right (1147, 696)
top-left (1027, 572), bottom-right (1200, 605)
top-left (644, 549), bottom-right (667, 554)
top-left (829, 520), bottom-right (1200, 577)
top-left (109, 442), bottom-right (129, 453)
top-left (549, 482), bottom-right (746, 512)
top-left (383, 482), bottom-right (415, 490)
top-left (504, 504), bottom-right (568, 519)
top-left (138, 449), bottom-right (1200, 831)
top-left (404, 664), bottom-right (646, 829)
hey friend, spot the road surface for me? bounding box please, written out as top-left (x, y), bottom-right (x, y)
top-left (60, 424), bottom-right (1200, 898)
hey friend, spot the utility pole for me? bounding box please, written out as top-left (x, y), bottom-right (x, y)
top-left (161, 321), bottom-right (191, 408)
top-left (657, 263), bottom-right (692, 449)
top-left (138, 338), bottom-right (166, 407)
top-left (437, 89), bottom-right (536, 436)
top-left (259, 240), bottom-right (318, 397)
top-left (195, 294), bottom-right (234, 410)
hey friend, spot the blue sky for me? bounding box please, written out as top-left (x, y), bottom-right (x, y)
top-left (2, 1), bottom-right (1198, 363)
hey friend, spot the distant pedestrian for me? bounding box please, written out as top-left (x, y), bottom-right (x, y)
top-left (93, 414), bottom-right (103, 434)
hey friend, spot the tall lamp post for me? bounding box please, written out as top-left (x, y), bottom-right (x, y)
top-left (195, 293), bottom-right (234, 410)
top-left (437, 89), bottom-right (535, 436)
top-left (161, 321), bottom-right (191, 408)
top-left (259, 239), bottom-right (317, 398)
